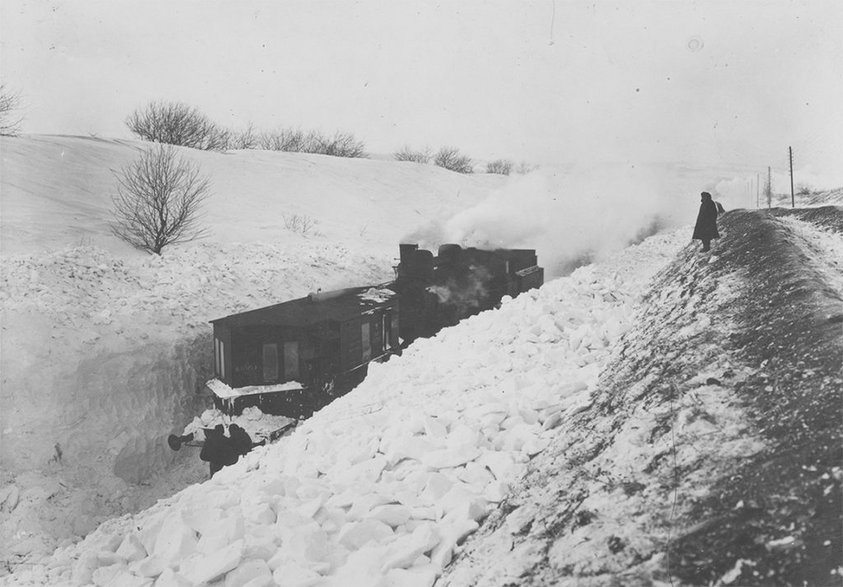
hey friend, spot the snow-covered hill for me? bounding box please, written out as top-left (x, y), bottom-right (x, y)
top-left (1, 135), bottom-right (840, 584)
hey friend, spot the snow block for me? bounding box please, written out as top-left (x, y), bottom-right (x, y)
top-left (196, 511), bottom-right (245, 555)
top-left (223, 558), bottom-right (272, 587)
top-left (477, 451), bottom-right (518, 480)
top-left (110, 572), bottom-right (154, 587)
top-left (240, 576), bottom-right (275, 587)
top-left (130, 555), bottom-right (166, 578)
top-left (384, 567), bottom-right (438, 587)
top-left (116, 532), bottom-right (148, 563)
top-left (71, 551), bottom-right (100, 585)
top-left (153, 568), bottom-right (191, 587)
top-left (92, 562), bottom-right (127, 586)
top-left (242, 526), bottom-right (278, 562)
top-left (422, 416), bottom-right (448, 438)
top-left (182, 506), bottom-right (224, 536)
top-left (347, 492), bottom-right (394, 520)
top-left (380, 523), bottom-right (441, 571)
top-left (152, 515), bottom-right (199, 566)
top-left (138, 514), bottom-right (167, 557)
top-left (288, 523), bottom-right (330, 563)
top-left (421, 445), bottom-right (481, 470)
top-left (421, 472), bottom-right (454, 503)
top-left (243, 501), bottom-right (276, 525)
top-left (179, 538), bottom-right (244, 585)
top-left (385, 435), bottom-right (437, 466)
top-left (330, 544), bottom-right (388, 585)
top-left (337, 518), bottom-right (394, 550)
top-left (457, 461), bottom-right (495, 489)
top-left (483, 480), bottom-right (510, 503)
top-left (271, 561), bottom-right (324, 587)
top-left (369, 504), bottom-right (412, 528)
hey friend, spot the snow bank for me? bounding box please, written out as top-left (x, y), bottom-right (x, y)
top-left (2, 228), bottom-right (690, 585)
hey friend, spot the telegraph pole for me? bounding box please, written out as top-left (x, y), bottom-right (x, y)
top-left (789, 146), bottom-right (795, 208)
top-left (756, 172), bottom-right (760, 208)
top-left (767, 166), bottom-right (772, 208)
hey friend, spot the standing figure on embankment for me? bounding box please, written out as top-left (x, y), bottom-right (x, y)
top-left (693, 191), bottom-right (721, 252)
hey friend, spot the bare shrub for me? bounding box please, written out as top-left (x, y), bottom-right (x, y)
top-left (434, 147), bottom-right (474, 174)
top-left (126, 101), bottom-right (226, 151)
top-left (796, 183), bottom-right (812, 196)
top-left (393, 146), bottom-right (432, 164)
top-left (260, 128), bottom-right (307, 152)
top-left (0, 84), bottom-right (23, 136)
top-left (305, 131), bottom-right (367, 158)
top-left (486, 159), bottom-right (513, 175)
top-left (283, 214), bottom-right (317, 235)
top-left (228, 123), bottom-right (258, 150)
top-left (110, 145), bottom-right (210, 254)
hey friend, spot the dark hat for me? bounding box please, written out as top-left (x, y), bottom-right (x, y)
top-left (701, 191), bottom-right (712, 198)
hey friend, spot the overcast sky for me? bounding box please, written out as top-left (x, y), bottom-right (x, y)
top-left (2, 1), bottom-right (841, 180)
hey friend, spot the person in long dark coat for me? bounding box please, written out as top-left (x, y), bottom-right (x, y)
top-left (692, 191), bottom-right (720, 252)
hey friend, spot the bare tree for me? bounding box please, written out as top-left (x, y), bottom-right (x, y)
top-left (126, 101), bottom-right (226, 150)
top-left (434, 146), bottom-right (474, 173)
top-left (0, 84), bottom-right (23, 136)
top-left (110, 145), bottom-right (210, 254)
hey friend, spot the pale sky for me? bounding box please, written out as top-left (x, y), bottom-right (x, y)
top-left (2, 0), bottom-right (842, 179)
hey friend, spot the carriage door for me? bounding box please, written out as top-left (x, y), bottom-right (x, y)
top-left (262, 343), bottom-right (278, 382)
top-left (361, 322), bottom-right (371, 362)
top-left (283, 341), bottom-right (300, 380)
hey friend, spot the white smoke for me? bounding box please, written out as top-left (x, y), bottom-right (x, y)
top-left (406, 165), bottom-right (689, 279)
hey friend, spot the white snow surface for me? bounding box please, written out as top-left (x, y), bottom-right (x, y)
top-left (2, 226), bottom-right (691, 586)
top-left (207, 379), bottom-right (305, 400)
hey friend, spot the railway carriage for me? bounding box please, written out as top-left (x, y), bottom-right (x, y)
top-left (200, 243), bottom-right (542, 421)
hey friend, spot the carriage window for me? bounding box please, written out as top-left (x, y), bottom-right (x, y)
top-left (262, 343), bottom-right (278, 382)
top-left (361, 322), bottom-right (371, 362)
top-left (214, 338), bottom-right (220, 376)
top-left (284, 341), bottom-right (300, 380)
top-left (217, 339), bottom-right (226, 380)
top-left (383, 313), bottom-right (392, 350)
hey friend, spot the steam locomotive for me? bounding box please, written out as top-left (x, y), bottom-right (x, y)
top-left (198, 243), bottom-right (543, 423)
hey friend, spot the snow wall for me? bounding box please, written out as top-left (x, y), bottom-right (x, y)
top-left (73, 334), bottom-right (213, 484)
top-left (1, 332), bottom-right (211, 485)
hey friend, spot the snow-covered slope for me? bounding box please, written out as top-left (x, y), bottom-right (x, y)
top-left (0, 135), bottom-right (505, 257)
top-left (0, 135), bottom-right (507, 565)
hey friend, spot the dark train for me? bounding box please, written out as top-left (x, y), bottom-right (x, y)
top-left (203, 243), bottom-right (543, 420)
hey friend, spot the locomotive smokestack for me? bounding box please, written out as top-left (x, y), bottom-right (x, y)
top-left (399, 244), bottom-right (418, 265)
